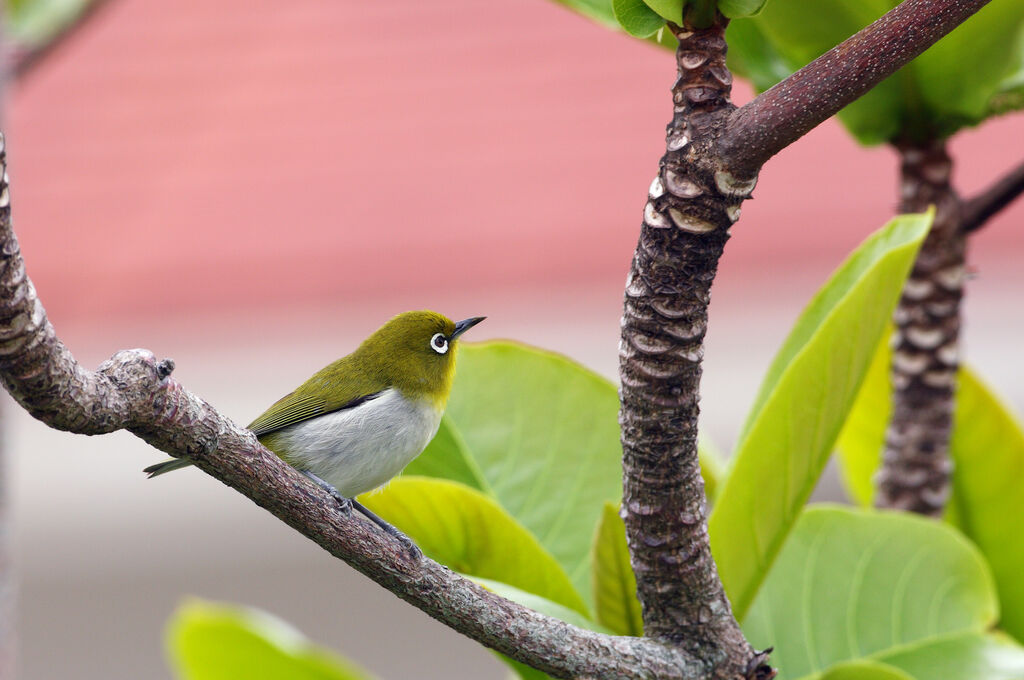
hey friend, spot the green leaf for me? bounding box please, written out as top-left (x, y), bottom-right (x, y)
top-left (878, 632), bottom-right (1024, 680)
top-left (726, 1), bottom-right (1024, 143)
top-left (950, 370), bottom-right (1024, 643)
top-left (640, 0), bottom-right (681, 22)
top-left (614, 0), bottom-right (665, 37)
top-left (167, 599), bottom-right (373, 680)
top-left (472, 577), bottom-right (609, 633)
top-left (709, 212), bottom-right (930, 621)
top-left (718, 0), bottom-right (768, 19)
top-left (812, 660), bottom-right (913, 680)
top-left (837, 350), bottom-right (1024, 644)
top-left (404, 417), bottom-right (487, 492)
top-left (725, 19), bottom-right (795, 97)
top-left (744, 506), bottom-right (998, 680)
top-left (434, 342), bottom-right (624, 605)
top-left (471, 578), bottom-right (610, 680)
top-left (698, 432), bottom-right (726, 504)
top-left (833, 335), bottom-right (890, 508)
top-left (989, 28), bottom-right (1024, 116)
top-left (6, 0), bottom-right (98, 48)
top-left (548, 0), bottom-right (619, 30)
top-left (359, 477), bottom-right (589, 617)
top-left (591, 503), bottom-right (643, 636)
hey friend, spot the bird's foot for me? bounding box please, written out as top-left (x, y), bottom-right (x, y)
top-left (351, 499), bottom-right (422, 560)
top-left (384, 524), bottom-right (423, 561)
top-left (301, 470), bottom-right (352, 516)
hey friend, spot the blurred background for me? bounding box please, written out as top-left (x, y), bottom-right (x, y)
top-left (4, 0), bottom-right (1024, 677)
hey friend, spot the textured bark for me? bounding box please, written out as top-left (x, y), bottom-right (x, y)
top-left (876, 141), bottom-right (965, 516)
top-left (719, 0), bottom-right (993, 179)
top-left (0, 26), bottom-right (11, 679)
top-left (618, 19), bottom-right (768, 680)
top-left (0, 139), bottom-right (703, 680)
top-left (961, 157), bottom-right (1024, 234)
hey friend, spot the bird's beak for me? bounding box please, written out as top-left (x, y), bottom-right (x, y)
top-left (452, 316), bottom-right (486, 339)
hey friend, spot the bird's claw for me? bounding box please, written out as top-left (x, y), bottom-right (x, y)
top-left (335, 495), bottom-right (353, 516)
top-left (386, 525), bottom-right (422, 560)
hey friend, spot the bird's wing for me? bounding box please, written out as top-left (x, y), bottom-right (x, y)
top-left (247, 390), bottom-right (383, 436)
top-left (246, 357), bottom-right (387, 436)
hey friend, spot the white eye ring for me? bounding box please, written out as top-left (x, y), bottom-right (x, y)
top-left (430, 333), bottom-right (449, 354)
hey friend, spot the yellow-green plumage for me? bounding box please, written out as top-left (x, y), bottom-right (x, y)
top-left (248, 311), bottom-right (458, 441)
top-left (144, 311), bottom-right (483, 498)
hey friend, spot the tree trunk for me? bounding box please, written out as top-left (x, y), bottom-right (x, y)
top-left (876, 140), bottom-right (965, 516)
top-left (618, 18), bottom-right (758, 676)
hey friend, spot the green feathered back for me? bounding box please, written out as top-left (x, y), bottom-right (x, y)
top-left (247, 310), bottom-right (458, 436)
top-left (145, 310), bottom-right (462, 477)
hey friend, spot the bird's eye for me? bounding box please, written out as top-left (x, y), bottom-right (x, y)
top-left (430, 333), bottom-right (449, 354)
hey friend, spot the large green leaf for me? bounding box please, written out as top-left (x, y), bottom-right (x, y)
top-left (591, 503), bottom-right (643, 636)
top-left (359, 477), bottom-right (589, 617)
top-left (744, 506), bottom-right (998, 680)
top-left (878, 632), bottom-right (1024, 680)
top-left (167, 599), bottom-right (373, 680)
top-left (404, 417), bottom-right (488, 493)
top-left (813, 660), bottom-right (913, 680)
top-left (718, 0), bottom-right (768, 18)
top-left (951, 370), bottom-right (1024, 644)
top-left (837, 348), bottom-right (1024, 644)
top-left (709, 213), bottom-right (930, 621)
top-left (615, 0), bottom-right (665, 37)
top-left (640, 0), bottom-right (680, 22)
top-left (726, 0), bottom-right (1024, 143)
top-left (833, 335), bottom-right (890, 508)
top-left (425, 341), bottom-right (624, 604)
top-left (472, 577), bottom-right (609, 634)
top-left (471, 578), bottom-right (610, 680)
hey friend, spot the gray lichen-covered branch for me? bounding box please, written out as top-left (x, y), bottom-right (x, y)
top-left (0, 136), bottom-right (701, 680)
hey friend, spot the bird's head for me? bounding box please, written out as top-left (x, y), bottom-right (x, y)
top-left (357, 311), bottom-right (485, 406)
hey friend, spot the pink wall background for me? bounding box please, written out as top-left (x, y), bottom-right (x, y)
top-left (8, 0), bottom-right (1022, 328)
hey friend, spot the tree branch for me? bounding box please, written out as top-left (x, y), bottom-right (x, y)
top-left (718, 0), bottom-right (992, 178)
top-left (0, 135), bottom-right (702, 680)
top-left (961, 157), bottom-right (1024, 233)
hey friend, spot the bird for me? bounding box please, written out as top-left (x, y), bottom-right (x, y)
top-left (144, 310), bottom-right (485, 557)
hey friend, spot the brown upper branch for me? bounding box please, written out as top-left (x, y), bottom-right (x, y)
top-left (961, 157), bottom-right (1024, 233)
top-left (718, 0), bottom-right (992, 178)
top-left (0, 135), bottom-right (702, 680)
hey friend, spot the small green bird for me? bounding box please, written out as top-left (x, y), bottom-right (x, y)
top-left (144, 310), bottom-right (485, 557)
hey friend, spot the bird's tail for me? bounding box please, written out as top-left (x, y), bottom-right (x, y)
top-left (143, 458), bottom-right (194, 478)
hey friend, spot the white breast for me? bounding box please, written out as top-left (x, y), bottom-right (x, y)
top-left (273, 388), bottom-right (442, 498)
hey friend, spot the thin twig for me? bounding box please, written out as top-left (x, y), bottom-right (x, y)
top-left (718, 0), bottom-right (992, 178)
top-left (961, 157), bottom-right (1024, 233)
top-left (0, 135), bottom-right (702, 680)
